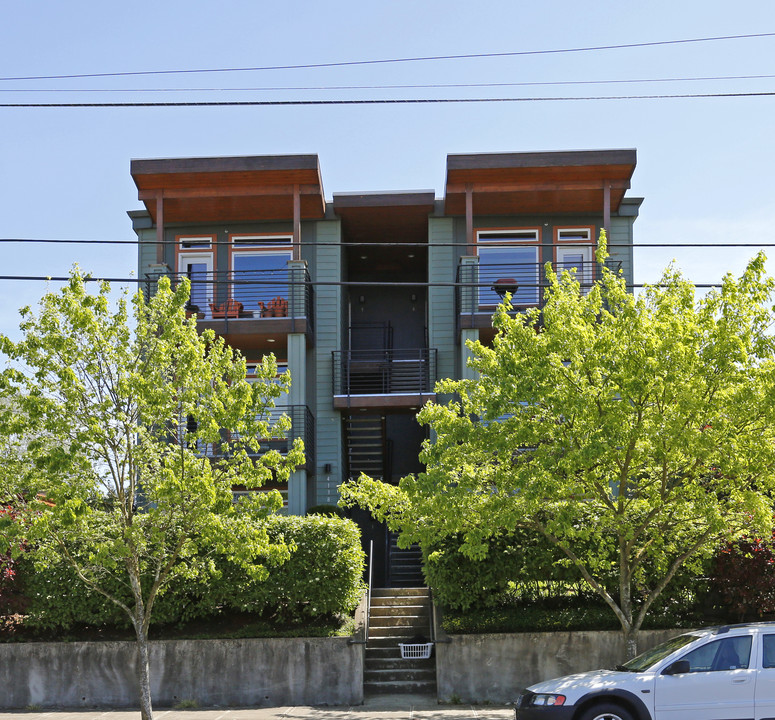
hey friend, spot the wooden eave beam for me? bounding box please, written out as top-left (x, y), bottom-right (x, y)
top-left (445, 178), bottom-right (631, 195)
top-left (138, 183), bottom-right (322, 201)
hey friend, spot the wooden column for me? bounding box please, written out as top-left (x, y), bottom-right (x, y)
top-left (155, 192), bottom-right (165, 264)
top-left (465, 183), bottom-right (474, 254)
top-left (293, 184), bottom-right (301, 261)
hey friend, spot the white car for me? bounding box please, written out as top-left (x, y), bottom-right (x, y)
top-left (514, 622), bottom-right (775, 720)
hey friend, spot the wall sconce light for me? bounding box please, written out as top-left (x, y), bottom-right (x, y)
top-left (359, 295), bottom-right (365, 304)
top-left (324, 463), bottom-right (332, 474)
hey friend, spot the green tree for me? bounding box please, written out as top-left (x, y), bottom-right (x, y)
top-left (342, 245), bottom-right (775, 657)
top-left (0, 273), bottom-right (303, 719)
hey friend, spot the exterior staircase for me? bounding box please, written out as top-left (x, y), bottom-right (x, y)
top-left (388, 532), bottom-right (425, 587)
top-left (364, 588), bottom-right (436, 696)
top-left (344, 415), bottom-right (387, 479)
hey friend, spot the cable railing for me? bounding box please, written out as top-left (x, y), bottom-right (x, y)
top-left (144, 266), bottom-right (313, 327)
top-left (178, 404), bottom-right (315, 470)
top-left (457, 259), bottom-right (623, 316)
top-left (332, 348), bottom-right (437, 397)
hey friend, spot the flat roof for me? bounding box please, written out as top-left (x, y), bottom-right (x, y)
top-left (445, 149), bottom-right (637, 216)
top-left (130, 154), bottom-right (325, 223)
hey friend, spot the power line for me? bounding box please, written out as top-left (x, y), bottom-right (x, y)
top-left (4, 73), bottom-right (775, 94)
top-left (3, 238), bottom-right (775, 249)
top-left (0, 275), bottom-right (735, 290)
top-left (3, 91), bottom-right (775, 108)
top-left (2, 32), bottom-right (773, 82)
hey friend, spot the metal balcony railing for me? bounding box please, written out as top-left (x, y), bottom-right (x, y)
top-left (332, 348), bottom-right (437, 397)
top-left (456, 260), bottom-right (622, 316)
top-left (179, 405), bottom-right (315, 470)
top-left (144, 267), bottom-right (313, 328)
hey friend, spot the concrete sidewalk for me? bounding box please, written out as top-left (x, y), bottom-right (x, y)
top-left (0, 695), bottom-right (513, 720)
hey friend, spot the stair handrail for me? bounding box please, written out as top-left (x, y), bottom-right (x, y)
top-left (365, 539), bottom-right (373, 642)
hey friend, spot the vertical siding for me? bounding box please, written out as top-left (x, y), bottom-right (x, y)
top-left (608, 215), bottom-right (635, 290)
top-left (137, 227), bottom-right (159, 278)
top-left (428, 217), bottom-right (457, 382)
top-left (310, 219), bottom-right (343, 505)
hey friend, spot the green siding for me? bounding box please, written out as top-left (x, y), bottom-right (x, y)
top-left (608, 215), bottom-right (635, 288)
top-left (428, 217), bottom-right (457, 382)
top-left (310, 220), bottom-right (343, 505)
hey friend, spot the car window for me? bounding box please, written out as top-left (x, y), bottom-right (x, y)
top-left (622, 633), bottom-right (701, 672)
top-left (763, 635), bottom-right (775, 668)
top-left (678, 636), bottom-right (752, 672)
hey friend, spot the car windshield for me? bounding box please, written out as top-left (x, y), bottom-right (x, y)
top-left (619, 633), bottom-right (702, 672)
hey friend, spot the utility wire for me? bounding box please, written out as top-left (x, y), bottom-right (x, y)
top-left (0, 275), bottom-right (731, 290)
top-left (2, 32), bottom-right (773, 82)
top-left (4, 73), bottom-right (775, 93)
top-left (3, 91), bottom-right (775, 108)
top-left (2, 238), bottom-right (775, 249)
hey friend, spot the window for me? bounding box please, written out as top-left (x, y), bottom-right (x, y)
top-left (179, 235), bottom-right (213, 249)
top-left (230, 235), bottom-right (292, 315)
top-left (678, 636), bottom-right (752, 672)
top-left (244, 362), bottom-right (291, 443)
top-left (763, 635), bottom-right (775, 668)
top-left (177, 250), bottom-right (214, 312)
top-left (555, 228), bottom-right (594, 290)
top-left (476, 229), bottom-right (540, 306)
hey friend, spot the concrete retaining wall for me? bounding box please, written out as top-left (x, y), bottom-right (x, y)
top-left (435, 629), bottom-right (679, 703)
top-left (0, 637), bottom-right (363, 709)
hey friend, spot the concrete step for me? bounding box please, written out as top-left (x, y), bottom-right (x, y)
top-left (370, 616), bottom-right (430, 629)
top-left (365, 646), bottom-right (405, 659)
top-left (371, 587), bottom-right (429, 597)
top-left (370, 596), bottom-right (429, 608)
top-left (369, 604), bottom-right (428, 617)
top-left (365, 668), bottom-right (436, 683)
top-left (365, 657), bottom-right (434, 671)
top-left (369, 631), bottom-right (427, 641)
top-left (363, 680), bottom-right (437, 695)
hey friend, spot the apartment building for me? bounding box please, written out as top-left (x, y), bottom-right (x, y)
top-left (130, 149), bottom-right (641, 586)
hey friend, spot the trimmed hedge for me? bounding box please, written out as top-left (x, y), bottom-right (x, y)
top-left (423, 530), bottom-right (585, 611)
top-left (19, 514), bottom-right (365, 631)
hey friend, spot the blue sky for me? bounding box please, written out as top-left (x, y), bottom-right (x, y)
top-left (1, 0), bottom-right (774, 338)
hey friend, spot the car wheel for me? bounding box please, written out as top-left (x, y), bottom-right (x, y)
top-left (578, 703), bottom-right (635, 720)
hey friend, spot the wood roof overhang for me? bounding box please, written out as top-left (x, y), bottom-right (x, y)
top-left (332, 191), bottom-right (436, 245)
top-left (444, 149), bottom-right (637, 216)
top-left (130, 154), bottom-right (326, 223)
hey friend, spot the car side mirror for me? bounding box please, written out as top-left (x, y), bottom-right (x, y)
top-left (662, 660), bottom-right (690, 676)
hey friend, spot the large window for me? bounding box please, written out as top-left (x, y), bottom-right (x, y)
top-left (230, 235), bottom-right (292, 316)
top-left (476, 229), bottom-right (540, 306)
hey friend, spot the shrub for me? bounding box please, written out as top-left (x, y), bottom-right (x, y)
top-left (306, 504), bottom-right (347, 518)
top-left (19, 513), bottom-right (365, 631)
top-left (212, 514), bottom-right (365, 621)
top-left (424, 530), bottom-right (584, 611)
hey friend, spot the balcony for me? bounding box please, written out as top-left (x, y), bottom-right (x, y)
top-left (144, 266), bottom-right (313, 337)
top-left (181, 405), bottom-right (315, 472)
top-left (456, 260), bottom-right (622, 330)
top-left (332, 348), bottom-right (437, 409)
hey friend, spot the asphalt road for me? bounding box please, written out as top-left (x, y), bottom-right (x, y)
top-left (0, 695), bottom-right (513, 720)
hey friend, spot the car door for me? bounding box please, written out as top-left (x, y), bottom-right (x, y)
top-left (755, 633), bottom-right (775, 719)
top-left (654, 634), bottom-right (755, 719)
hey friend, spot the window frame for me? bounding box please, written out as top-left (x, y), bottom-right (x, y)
top-left (474, 227), bottom-right (542, 307)
top-left (553, 226), bottom-right (595, 288)
top-left (176, 239), bottom-right (216, 313)
top-left (229, 234), bottom-right (293, 314)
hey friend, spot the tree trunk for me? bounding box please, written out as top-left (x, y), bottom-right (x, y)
top-left (135, 627), bottom-right (154, 720)
top-left (623, 627), bottom-right (639, 660)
